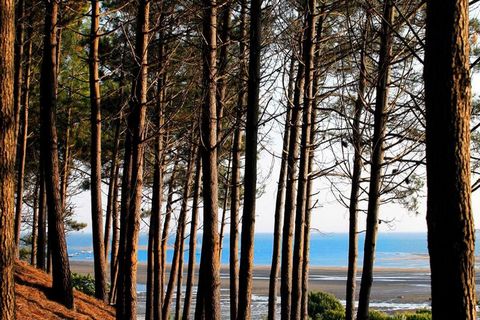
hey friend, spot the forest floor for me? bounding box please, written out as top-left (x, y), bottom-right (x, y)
top-left (14, 260), bottom-right (115, 319)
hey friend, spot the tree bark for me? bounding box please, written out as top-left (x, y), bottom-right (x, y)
top-left (345, 11), bottom-right (368, 320)
top-left (291, 2), bottom-right (317, 319)
top-left (39, 0), bottom-right (74, 308)
top-left (280, 28), bottom-right (305, 320)
top-left (37, 166), bottom-right (47, 271)
top-left (0, 0), bottom-right (16, 317)
top-left (117, 0), bottom-right (150, 318)
top-left (13, 0), bottom-right (25, 250)
top-left (424, 1), bottom-right (476, 319)
top-left (267, 55), bottom-right (294, 320)
top-left (356, 1), bottom-right (393, 318)
top-left (31, 181), bottom-right (39, 266)
top-left (89, 0), bottom-right (107, 301)
top-left (194, 1), bottom-right (221, 318)
top-left (182, 155), bottom-right (202, 320)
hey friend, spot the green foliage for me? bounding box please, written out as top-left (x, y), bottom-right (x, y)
top-left (308, 291), bottom-right (344, 320)
top-left (368, 310), bottom-right (391, 320)
top-left (71, 273), bottom-right (96, 296)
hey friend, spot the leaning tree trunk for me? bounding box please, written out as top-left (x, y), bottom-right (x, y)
top-left (345, 11), bottom-right (369, 320)
top-left (267, 55), bottom-right (294, 320)
top-left (356, 1), bottom-right (393, 319)
top-left (117, 1), bottom-right (150, 318)
top-left (89, 0), bottom-right (107, 301)
top-left (237, 1), bottom-right (262, 318)
top-left (182, 154), bottom-right (202, 320)
top-left (291, 2), bottom-right (317, 319)
top-left (39, 0), bottom-right (74, 309)
top-left (0, 0), bottom-right (16, 317)
top-left (194, 1), bottom-right (221, 318)
top-left (424, 0), bottom-right (476, 319)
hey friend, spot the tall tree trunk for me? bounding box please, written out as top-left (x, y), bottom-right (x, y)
top-left (109, 147), bottom-right (121, 304)
top-left (89, 0), bottom-right (107, 301)
top-left (194, 1), bottom-right (221, 318)
top-left (160, 157), bottom-right (179, 301)
top-left (164, 146), bottom-right (196, 320)
top-left (218, 150), bottom-right (231, 258)
top-left (60, 106), bottom-right (71, 210)
top-left (13, 0), bottom-right (25, 250)
top-left (267, 56), bottom-right (294, 320)
top-left (424, 1), bottom-right (476, 319)
top-left (117, 1), bottom-right (150, 318)
top-left (105, 116), bottom-right (121, 260)
top-left (39, 0), bottom-right (74, 309)
top-left (0, 0), bottom-right (16, 316)
top-left (216, 0), bottom-right (231, 138)
top-left (31, 181), bottom-right (39, 266)
top-left (280, 28), bottom-right (305, 320)
top-left (182, 155), bottom-right (202, 320)
top-left (237, 0), bottom-right (262, 318)
top-left (37, 166), bottom-right (47, 271)
top-left (291, 2), bottom-right (317, 319)
top-left (356, 1), bottom-right (393, 318)
top-left (345, 11), bottom-right (368, 320)
top-left (229, 1), bottom-right (247, 318)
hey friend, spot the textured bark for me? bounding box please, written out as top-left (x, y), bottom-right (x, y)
top-left (216, 0), bottom-right (231, 138)
top-left (13, 0), bottom-right (25, 250)
top-left (237, 1), bottom-right (262, 318)
top-left (194, 1), bottom-right (221, 318)
top-left (89, 0), bottom-right (107, 301)
top-left (280, 29), bottom-right (304, 320)
top-left (31, 182), bottom-right (39, 266)
top-left (0, 0), bottom-right (16, 317)
top-left (267, 56), bottom-right (294, 320)
top-left (229, 1), bottom-right (246, 318)
top-left (218, 150), bottom-right (231, 258)
top-left (424, 1), bottom-right (476, 319)
top-left (60, 106), bottom-right (71, 210)
top-left (39, 0), bottom-right (74, 309)
top-left (345, 12), bottom-right (368, 320)
top-left (182, 155), bottom-right (202, 320)
top-left (356, 1), bottom-right (393, 318)
top-left (117, 1), bottom-right (150, 318)
top-left (291, 2), bottom-right (316, 319)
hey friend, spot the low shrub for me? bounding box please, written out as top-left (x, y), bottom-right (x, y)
top-left (308, 291), bottom-right (344, 319)
top-left (71, 272), bottom-right (96, 296)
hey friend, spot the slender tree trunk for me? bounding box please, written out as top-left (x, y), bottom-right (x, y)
top-left (39, 0), bottom-right (74, 308)
top-left (267, 56), bottom-right (294, 320)
top-left (229, 1), bottom-right (247, 318)
top-left (160, 157), bottom-right (179, 300)
top-left (345, 12), bottom-right (368, 320)
top-left (218, 150), bottom-right (231, 258)
top-left (164, 146), bottom-right (196, 320)
top-left (13, 0), bottom-right (25, 250)
top-left (182, 155), bottom-right (202, 320)
top-left (174, 224), bottom-right (186, 320)
top-left (89, 0), bottom-right (107, 301)
top-left (194, 1), bottom-right (221, 318)
top-left (237, 0), bottom-right (262, 318)
top-left (280, 29), bottom-right (305, 320)
top-left (291, 2), bottom-right (317, 319)
top-left (117, 1), bottom-right (150, 318)
top-left (424, 1), bottom-right (476, 319)
top-left (146, 210), bottom-right (155, 320)
top-left (31, 181), bottom-right (39, 266)
top-left (109, 149), bottom-right (121, 304)
top-left (60, 106), bottom-right (71, 210)
top-left (37, 167), bottom-right (47, 271)
top-left (216, 0), bottom-right (231, 138)
top-left (104, 116), bottom-right (121, 260)
top-left (0, 0), bottom-right (16, 316)
top-left (356, 1), bottom-right (393, 318)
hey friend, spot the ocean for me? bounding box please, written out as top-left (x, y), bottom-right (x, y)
top-left (66, 232), bottom-right (459, 268)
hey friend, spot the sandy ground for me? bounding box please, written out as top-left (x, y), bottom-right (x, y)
top-left (70, 261), bottom-right (435, 304)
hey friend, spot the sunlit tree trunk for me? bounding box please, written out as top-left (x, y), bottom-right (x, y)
top-left (39, 0), bottom-right (74, 308)
top-left (424, 0), bottom-right (476, 318)
top-left (0, 0), bottom-right (16, 316)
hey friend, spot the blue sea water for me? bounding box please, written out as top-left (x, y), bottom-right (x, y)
top-left (67, 232), bottom-right (460, 269)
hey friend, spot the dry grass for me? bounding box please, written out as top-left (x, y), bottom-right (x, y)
top-left (15, 260), bottom-right (115, 320)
